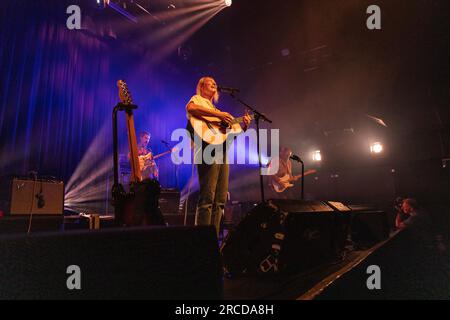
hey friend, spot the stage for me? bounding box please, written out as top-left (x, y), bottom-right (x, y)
top-left (0, 0), bottom-right (449, 303)
top-left (1, 201), bottom-right (449, 300)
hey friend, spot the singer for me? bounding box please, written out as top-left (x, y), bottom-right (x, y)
top-left (185, 76), bottom-right (251, 236)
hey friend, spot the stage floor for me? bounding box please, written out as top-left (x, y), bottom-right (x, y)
top-left (223, 239), bottom-right (389, 300)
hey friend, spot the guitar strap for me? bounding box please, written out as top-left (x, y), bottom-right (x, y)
top-left (280, 158), bottom-right (292, 176)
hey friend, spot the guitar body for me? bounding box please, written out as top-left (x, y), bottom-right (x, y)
top-left (271, 175), bottom-right (294, 193)
top-left (114, 80), bottom-right (165, 227)
top-left (139, 153), bottom-right (157, 175)
top-left (139, 148), bottom-right (175, 172)
top-left (270, 169), bottom-right (317, 193)
top-left (189, 115), bottom-right (244, 145)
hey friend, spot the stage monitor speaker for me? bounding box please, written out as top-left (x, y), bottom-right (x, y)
top-left (9, 178), bottom-right (64, 215)
top-left (0, 215), bottom-right (63, 234)
top-left (221, 200), bottom-right (349, 275)
top-left (0, 226), bottom-right (222, 299)
top-left (327, 201), bottom-right (352, 212)
top-left (349, 207), bottom-right (389, 246)
top-left (269, 199), bottom-right (335, 213)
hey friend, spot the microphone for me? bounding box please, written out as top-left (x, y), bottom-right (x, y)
top-left (217, 86), bottom-right (240, 93)
top-left (290, 154), bottom-right (302, 162)
top-left (161, 140), bottom-right (169, 146)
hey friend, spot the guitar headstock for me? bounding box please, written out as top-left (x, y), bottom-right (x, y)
top-left (117, 79), bottom-right (133, 105)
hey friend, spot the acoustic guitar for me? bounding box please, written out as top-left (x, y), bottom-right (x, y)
top-left (188, 113), bottom-right (254, 145)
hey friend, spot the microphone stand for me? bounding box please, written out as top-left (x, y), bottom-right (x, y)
top-left (290, 156), bottom-right (305, 200)
top-left (300, 159), bottom-right (305, 201)
top-left (223, 90), bottom-right (272, 203)
top-left (162, 141), bottom-right (179, 189)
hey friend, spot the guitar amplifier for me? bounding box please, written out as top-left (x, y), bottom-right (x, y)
top-left (159, 188), bottom-right (180, 214)
top-left (9, 178), bottom-right (64, 215)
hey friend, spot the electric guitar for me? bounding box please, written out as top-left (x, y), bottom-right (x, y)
top-left (271, 169), bottom-right (317, 193)
top-left (138, 148), bottom-right (177, 172)
top-left (188, 113), bottom-right (254, 145)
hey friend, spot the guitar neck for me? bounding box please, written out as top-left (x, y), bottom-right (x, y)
top-left (231, 114), bottom-right (255, 124)
top-left (152, 149), bottom-right (172, 160)
top-left (125, 113), bottom-right (142, 182)
top-left (296, 169), bottom-right (317, 178)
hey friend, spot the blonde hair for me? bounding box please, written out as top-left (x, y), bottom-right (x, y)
top-left (196, 76), bottom-right (219, 104)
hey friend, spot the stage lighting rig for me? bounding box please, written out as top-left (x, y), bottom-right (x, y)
top-left (312, 150), bottom-right (322, 162)
top-left (370, 142), bottom-right (383, 154)
top-left (94, 0), bottom-right (109, 8)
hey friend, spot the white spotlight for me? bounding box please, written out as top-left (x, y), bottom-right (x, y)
top-left (224, 0), bottom-right (232, 7)
top-left (312, 150), bottom-right (322, 162)
top-left (370, 142), bottom-right (383, 154)
top-left (96, 0), bottom-right (109, 6)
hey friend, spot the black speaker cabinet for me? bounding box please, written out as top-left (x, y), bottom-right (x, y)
top-left (279, 210), bottom-right (336, 272)
top-left (350, 208), bottom-right (389, 246)
top-left (9, 178), bottom-right (64, 215)
top-left (0, 215), bottom-right (63, 235)
top-left (221, 200), bottom-right (350, 275)
top-left (0, 226), bottom-right (222, 299)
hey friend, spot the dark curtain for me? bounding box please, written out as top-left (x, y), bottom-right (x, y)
top-left (0, 1), bottom-right (193, 213)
